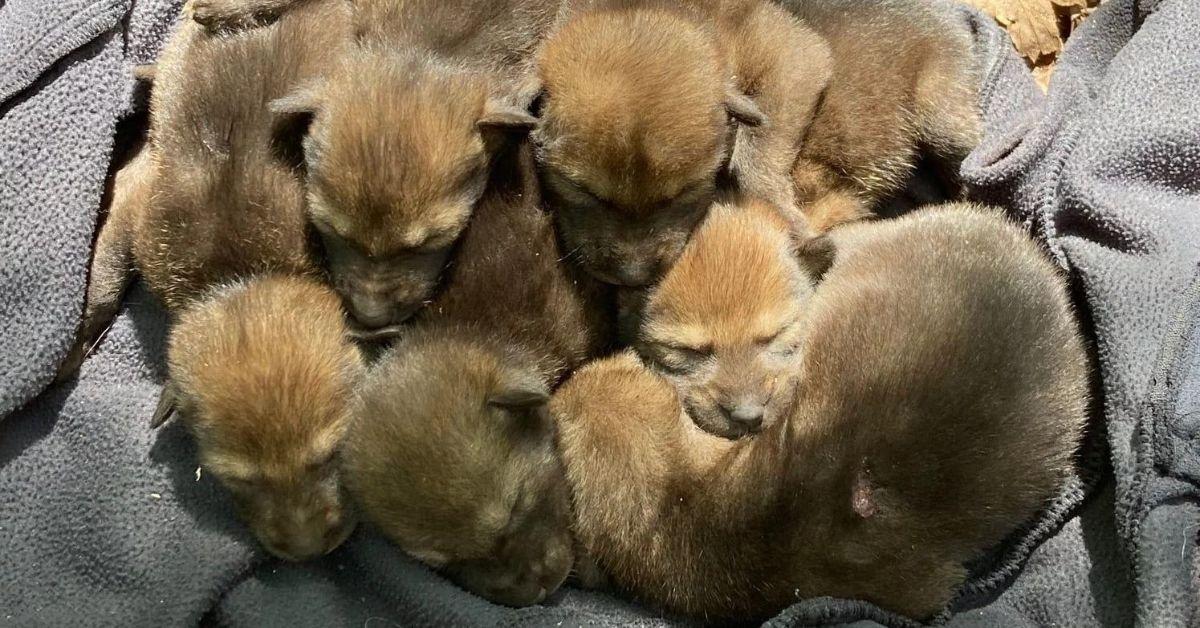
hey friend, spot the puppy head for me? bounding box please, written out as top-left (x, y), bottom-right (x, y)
top-left (274, 48), bottom-right (536, 334)
top-left (343, 326), bottom-right (573, 607)
top-left (163, 275), bottom-right (364, 560)
top-left (638, 200), bottom-right (831, 439)
top-left (534, 7), bottom-right (763, 287)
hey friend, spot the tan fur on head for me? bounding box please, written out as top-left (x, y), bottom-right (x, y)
top-left (536, 8), bottom-right (728, 209)
top-left (167, 274), bottom-right (364, 561)
top-left (638, 198), bottom-right (822, 438)
top-left (283, 45), bottom-right (541, 330)
top-left (299, 48), bottom-right (492, 255)
top-left (646, 200), bottom-right (802, 346)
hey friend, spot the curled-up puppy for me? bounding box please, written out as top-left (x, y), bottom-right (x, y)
top-left (158, 275), bottom-right (364, 561)
top-left (782, 0), bottom-right (983, 232)
top-left (553, 204), bottom-right (1088, 620)
top-left (57, 0), bottom-right (351, 379)
top-left (341, 146), bottom-right (609, 606)
top-left (635, 198), bottom-right (830, 439)
top-left (533, 0), bottom-right (831, 287)
top-left (257, 0), bottom-right (559, 334)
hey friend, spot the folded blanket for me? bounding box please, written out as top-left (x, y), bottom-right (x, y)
top-left (0, 0), bottom-right (1196, 626)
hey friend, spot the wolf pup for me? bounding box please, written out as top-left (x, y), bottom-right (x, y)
top-left (635, 198), bottom-right (830, 438)
top-left (782, 0), bottom-right (982, 232)
top-left (554, 204), bottom-right (1088, 620)
top-left (157, 275), bottom-right (364, 561)
top-left (57, 0), bottom-right (351, 379)
top-left (342, 145), bottom-right (609, 607)
top-left (214, 0), bottom-right (561, 334)
top-left (532, 0), bottom-right (832, 287)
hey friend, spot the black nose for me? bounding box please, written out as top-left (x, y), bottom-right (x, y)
top-left (721, 403), bottom-right (764, 432)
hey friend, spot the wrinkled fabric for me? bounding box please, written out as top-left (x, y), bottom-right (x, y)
top-left (1, 0), bottom-right (1196, 626)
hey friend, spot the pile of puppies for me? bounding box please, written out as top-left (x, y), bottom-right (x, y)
top-left (62, 0), bottom-right (1090, 621)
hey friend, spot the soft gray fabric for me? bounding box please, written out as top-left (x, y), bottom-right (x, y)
top-left (1, 0), bottom-right (1197, 627)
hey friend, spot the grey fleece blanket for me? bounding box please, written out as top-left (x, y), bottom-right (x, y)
top-left (1, 0), bottom-right (1197, 625)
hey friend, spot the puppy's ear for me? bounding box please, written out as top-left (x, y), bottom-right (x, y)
top-left (489, 381), bottom-right (549, 410)
top-left (489, 375), bottom-right (550, 409)
top-left (269, 81), bottom-right (323, 169)
top-left (132, 64), bottom-right (157, 84)
top-left (794, 233), bottom-right (836, 283)
top-left (150, 381), bottom-right (181, 429)
top-left (478, 100), bottom-right (539, 135)
top-left (490, 373), bottom-right (552, 433)
top-left (478, 108), bottom-right (539, 132)
top-left (724, 89), bottom-right (766, 128)
top-left (479, 100), bottom-right (539, 155)
top-left (270, 80), bottom-right (324, 118)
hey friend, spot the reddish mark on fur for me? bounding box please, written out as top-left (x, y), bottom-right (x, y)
top-left (852, 466), bottom-right (877, 519)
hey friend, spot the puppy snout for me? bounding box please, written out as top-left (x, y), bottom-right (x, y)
top-left (720, 401), bottom-right (765, 433)
top-left (258, 505), bottom-right (353, 561)
top-left (346, 290), bottom-right (394, 329)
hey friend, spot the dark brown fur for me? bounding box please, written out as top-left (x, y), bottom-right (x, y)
top-left (783, 0), bottom-right (982, 232)
top-left (165, 275), bottom-right (364, 561)
top-left (534, 0), bottom-right (830, 287)
top-left (57, 0), bottom-right (351, 378)
top-left (553, 204), bottom-right (1088, 620)
top-left (342, 145), bottom-right (610, 607)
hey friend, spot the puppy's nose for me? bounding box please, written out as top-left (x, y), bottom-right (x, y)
top-left (347, 292), bottom-right (394, 329)
top-left (721, 402), bottom-right (764, 432)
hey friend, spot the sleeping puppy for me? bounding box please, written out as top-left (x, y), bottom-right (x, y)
top-left (341, 144), bottom-right (610, 607)
top-left (57, 0), bottom-right (350, 378)
top-left (553, 203), bottom-right (1088, 620)
top-left (209, 0), bottom-right (560, 334)
top-left (635, 198), bottom-right (830, 439)
top-left (158, 275), bottom-right (363, 561)
top-left (533, 0), bottom-right (832, 288)
top-left (782, 0), bottom-right (983, 232)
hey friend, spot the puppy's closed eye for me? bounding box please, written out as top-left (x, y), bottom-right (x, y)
top-left (646, 342), bottom-right (712, 374)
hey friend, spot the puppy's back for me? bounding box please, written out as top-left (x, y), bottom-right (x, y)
top-left (135, 1), bottom-right (351, 309)
top-left (776, 203), bottom-right (1087, 614)
top-left (806, 203), bottom-right (1087, 529)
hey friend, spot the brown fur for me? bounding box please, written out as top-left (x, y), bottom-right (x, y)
top-left (194, 0), bottom-right (557, 87)
top-left (533, 0), bottom-right (831, 287)
top-left (165, 275), bottom-right (364, 561)
top-left (190, 0), bottom-right (307, 31)
top-left (342, 145), bottom-right (610, 607)
top-left (553, 204), bottom-right (1088, 620)
top-left (783, 0), bottom-right (983, 232)
top-left (264, 0), bottom-right (559, 332)
top-left (637, 199), bottom-right (823, 438)
top-left (57, 0), bottom-right (351, 379)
